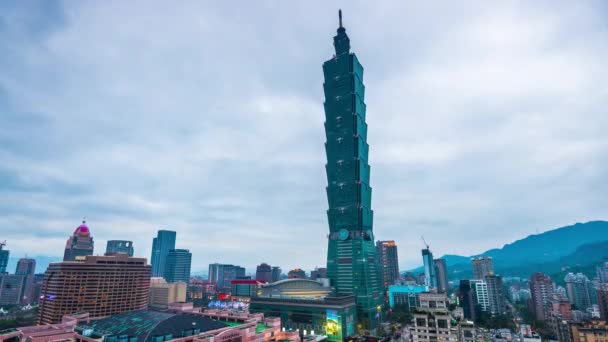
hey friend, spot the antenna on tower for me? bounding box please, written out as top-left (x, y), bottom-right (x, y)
top-left (421, 236), bottom-right (429, 249)
top-left (339, 9), bottom-right (343, 28)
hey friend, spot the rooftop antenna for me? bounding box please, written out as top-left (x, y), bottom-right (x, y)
top-left (421, 236), bottom-right (429, 250)
top-left (0, 241), bottom-right (5, 250)
top-left (82, 216), bottom-right (86, 224)
top-left (339, 9), bottom-right (343, 28)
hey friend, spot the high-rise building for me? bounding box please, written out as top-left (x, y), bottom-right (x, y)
top-left (37, 253), bottom-right (150, 324)
top-left (459, 280), bottom-right (476, 320)
top-left (15, 258), bottom-right (36, 304)
top-left (255, 263), bottom-right (272, 283)
top-left (485, 274), bottom-right (506, 315)
top-left (105, 240), bottom-right (134, 256)
top-left (597, 262), bottom-right (608, 283)
top-left (63, 221), bottom-right (94, 261)
top-left (597, 283), bottom-right (608, 321)
top-left (0, 242), bottom-right (8, 274)
top-left (271, 266), bottom-right (282, 282)
top-left (434, 258), bottom-right (448, 293)
top-left (565, 272), bottom-right (596, 311)
top-left (149, 277), bottom-right (187, 309)
top-left (164, 249), bottom-right (192, 283)
top-left (529, 273), bottom-right (554, 321)
top-left (422, 248), bottom-right (437, 288)
top-left (376, 241), bottom-right (400, 289)
top-left (310, 267), bottom-right (328, 280)
top-left (208, 263), bottom-right (246, 293)
top-left (322, 11), bottom-right (383, 331)
top-left (0, 274), bottom-right (26, 305)
top-left (470, 279), bottom-right (490, 312)
top-left (151, 230), bottom-right (176, 277)
top-left (472, 257), bottom-right (494, 279)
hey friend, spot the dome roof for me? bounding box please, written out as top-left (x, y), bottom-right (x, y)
top-left (73, 221), bottom-right (91, 236)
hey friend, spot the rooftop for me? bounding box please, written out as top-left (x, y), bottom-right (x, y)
top-left (75, 310), bottom-right (228, 342)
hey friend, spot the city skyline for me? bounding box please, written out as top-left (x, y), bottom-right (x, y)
top-left (1, 2), bottom-right (607, 272)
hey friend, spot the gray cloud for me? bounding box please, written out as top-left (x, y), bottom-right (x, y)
top-left (0, 1), bottom-right (606, 272)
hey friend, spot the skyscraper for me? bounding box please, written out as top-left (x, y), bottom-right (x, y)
top-left (255, 263), bottom-right (273, 283)
top-left (0, 274), bottom-right (26, 305)
top-left (434, 258), bottom-right (448, 293)
top-left (106, 240), bottom-right (134, 256)
top-left (0, 242), bottom-right (8, 274)
top-left (63, 221), bottom-right (94, 261)
top-left (485, 274), bottom-right (506, 315)
top-left (458, 280), bottom-right (476, 320)
top-left (164, 249), bottom-right (192, 283)
top-left (323, 11), bottom-right (382, 330)
top-left (470, 279), bottom-right (490, 312)
top-left (598, 283), bottom-right (608, 321)
top-left (151, 230), bottom-right (176, 277)
top-left (38, 254), bottom-right (150, 324)
top-left (208, 263), bottom-right (246, 293)
top-left (15, 258), bottom-right (36, 304)
top-left (422, 248), bottom-right (436, 288)
top-left (271, 266), bottom-right (282, 282)
top-left (597, 262), bottom-right (608, 283)
top-left (471, 257), bottom-right (494, 279)
top-left (529, 273), bottom-right (554, 321)
top-left (376, 240), bottom-right (400, 289)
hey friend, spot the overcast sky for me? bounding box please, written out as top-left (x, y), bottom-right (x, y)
top-left (1, 1), bottom-right (607, 273)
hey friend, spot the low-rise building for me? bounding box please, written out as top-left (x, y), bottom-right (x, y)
top-left (387, 284), bottom-right (429, 309)
top-left (569, 320), bottom-right (608, 342)
top-left (149, 277), bottom-right (187, 309)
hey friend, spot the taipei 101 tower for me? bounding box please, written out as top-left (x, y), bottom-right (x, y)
top-left (323, 11), bottom-right (383, 331)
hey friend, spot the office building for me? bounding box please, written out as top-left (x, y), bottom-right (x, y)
top-left (288, 268), bottom-right (307, 279)
top-left (310, 267), bottom-right (327, 280)
top-left (412, 293), bottom-right (458, 342)
top-left (597, 262), bottom-right (608, 283)
top-left (434, 258), bottom-right (448, 293)
top-left (105, 240), bottom-right (134, 256)
top-left (149, 277), bottom-right (187, 309)
top-left (208, 263), bottom-right (246, 293)
top-left (0, 242), bottom-right (8, 274)
top-left (470, 279), bottom-right (490, 312)
top-left (0, 274), bottom-right (26, 305)
top-left (472, 257), bottom-right (494, 279)
top-left (422, 248), bottom-right (437, 288)
top-left (485, 274), bottom-right (506, 315)
top-left (387, 284), bottom-right (428, 309)
top-left (323, 11), bottom-right (383, 331)
top-left (231, 279), bottom-right (264, 301)
top-left (164, 249), bottom-right (192, 283)
top-left (255, 263), bottom-right (272, 283)
top-left (37, 253), bottom-right (151, 324)
top-left (271, 266), bottom-right (282, 282)
top-left (150, 230), bottom-right (176, 277)
top-left (63, 220), bottom-right (94, 261)
top-left (565, 272), bottom-right (596, 311)
top-left (529, 272), bottom-right (554, 321)
top-left (376, 240), bottom-right (400, 289)
top-left (250, 278), bottom-right (357, 341)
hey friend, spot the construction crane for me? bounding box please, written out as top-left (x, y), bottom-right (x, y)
top-left (421, 236), bottom-right (429, 250)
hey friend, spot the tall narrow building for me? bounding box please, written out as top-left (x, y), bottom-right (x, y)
top-left (164, 249), bottom-right (192, 283)
top-left (323, 10), bottom-right (382, 331)
top-left (151, 230), bottom-right (176, 277)
top-left (434, 258), bottom-right (448, 293)
top-left (472, 257), bottom-right (494, 279)
top-left (376, 240), bottom-right (400, 289)
top-left (422, 248), bottom-right (436, 288)
top-left (0, 242), bottom-right (8, 274)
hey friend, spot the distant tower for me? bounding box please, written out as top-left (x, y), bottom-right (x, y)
top-left (376, 240), bottom-right (400, 289)
top-left (255, 263), bottom-right (272, 283)
top-left (323, 10), bottom-right (382, 331)
top-left (422, 248), bottom-right (436, 288)
top-left (271, 266), bottom-right (282, 282)
top-left (485, 274), bottom-right (506, 315)
top-left (472, 257), bottom-right (494, 279)
top-left (529, 273), bottom-right (554, 320)
top-left (150, 230), bottom-right (176, 277)
top-left (15, 258), bottom-right (36, 305)
top-left (63, 221), bottom-right (94, 261)
top-left (0, 242), bottom-right (8, 273)
top-left (164, 249), bottom-right (192, 283)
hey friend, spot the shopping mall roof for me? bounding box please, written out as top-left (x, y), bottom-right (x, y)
top-left (75, 310), bottom-right (228, 342)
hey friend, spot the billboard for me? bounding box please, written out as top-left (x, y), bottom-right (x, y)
top-left (326, 309), bottom-right (342, 341)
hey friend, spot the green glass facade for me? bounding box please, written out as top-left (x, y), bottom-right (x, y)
top-left (323, 12), bottom-right (383, 332)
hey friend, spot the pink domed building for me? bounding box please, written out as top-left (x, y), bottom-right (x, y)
top-left (63, 220), bottom-right (94, 261)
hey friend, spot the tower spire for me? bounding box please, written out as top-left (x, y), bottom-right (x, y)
top-left (339, 9), bottom-right (343, 28)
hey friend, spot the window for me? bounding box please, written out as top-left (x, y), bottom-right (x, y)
top-left (416, 318), bottom-right (426, 327)
top-left (437, 319), bottom-right (448, 329)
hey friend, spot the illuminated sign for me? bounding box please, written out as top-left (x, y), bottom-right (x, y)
top-left (326, 309), bottom-right (342, 341)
